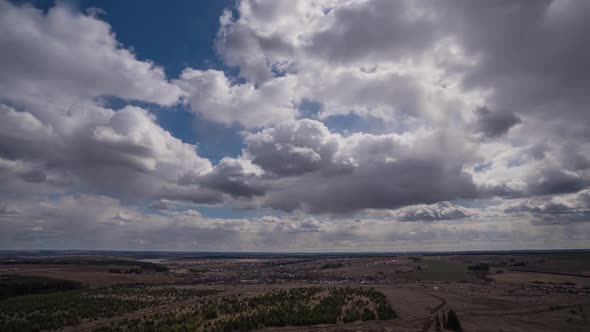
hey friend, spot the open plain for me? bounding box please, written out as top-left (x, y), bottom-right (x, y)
top-left (0, 251), bottom-right (589, 331)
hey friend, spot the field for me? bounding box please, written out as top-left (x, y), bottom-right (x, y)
top-left (397, 259), bottom-right (472, 282)
top-left (0, 251), bottom-right (589, 331)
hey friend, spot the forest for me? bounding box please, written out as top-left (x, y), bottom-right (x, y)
top-left (0, 285), bottom-right (218, 332)
top-left (96, 287), bottom-right (396, 332)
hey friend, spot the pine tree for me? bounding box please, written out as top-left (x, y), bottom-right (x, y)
top-left (444, 309), bottom-right (463, 331)
top-left (435, 313), bottom-right (442, 331)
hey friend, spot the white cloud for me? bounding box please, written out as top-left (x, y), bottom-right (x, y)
top-left (234, 119), bottom-right (479, 213)
top-left (213, 0), bottom-right (484, 125)
top-left (2, 194), bottom-right (589, 251)
top-left (391, 202), bottom-right (472, 222)
top-left (1, 0), bottom-right (590, 250)
top-left (177, 69), bottom-right (297, 128)
top-left (0, 103), bottom-right (214, 200)
top-left (0, 0), bottom-right (181, 108)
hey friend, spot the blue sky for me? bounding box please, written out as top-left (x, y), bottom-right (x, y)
top-left (0, 0), bottom-right (589, 251)
top-left (39, 0), bottom-right (231, 77)
top-left (69, 0), bottom-right (242, 163)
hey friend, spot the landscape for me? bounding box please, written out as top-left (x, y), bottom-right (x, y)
top-left (2, 0), bottom-right (590, 331)
top-left (1, 250), bottom-right (589, 331)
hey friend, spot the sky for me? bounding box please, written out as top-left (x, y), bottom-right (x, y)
top-left (1, 0), bottom-right (589, 252)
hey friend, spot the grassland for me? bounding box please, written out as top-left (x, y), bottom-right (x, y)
top-left (398, 259), bottom-right (472, 282)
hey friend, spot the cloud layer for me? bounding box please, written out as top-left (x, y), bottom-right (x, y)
top-left (1, 0), bottom-right (589, 250)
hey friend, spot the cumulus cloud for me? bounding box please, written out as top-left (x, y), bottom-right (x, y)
top-left (2, 0), bottom-right (590, 250)
top-left (0, 1), bottom-right (215, 203)
top-left (526, 168), bottom-right (588, 196)
top-left (198, 158), bottom-right (266, 198)
top-left (473, 106), bottom-right (521, 138)
top-left (215, 0), bottom-right (590, 194)
top-left (211, 0), bottom-right (480, 126)
top-left (504, 190), bottom-right (590, 224)
top-left (149, 199), bottom-right (175, 211)
top-left (0, 1), bottom-right (181, 107)
top-left (394, 202), bottom-right (472, 222)
top-left (305, 0), bottom-right (441, 64)
top-left (244, 119), bottom-right (340, 176)
top-left (435, 1), bottom-right (590, 124)
top-left (2, 194), bottom-right (588, 251)
top-left (203, 0), bottom-right (590, 216)
top-left (0, 104), bottom-right (213, 199)
top-left (238, 119), bottom-right (479, 213)
top-left (177, 69), bottom-right (297, 128)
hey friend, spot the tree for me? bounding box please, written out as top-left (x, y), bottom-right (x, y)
top-left (435, 313), bottom-right (441, 331)
top-left (444, 309), bottom-right (463, 331)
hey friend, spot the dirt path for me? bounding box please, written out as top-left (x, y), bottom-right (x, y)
top-left (420, 293), bottom-right (447, 332)
top-left (508, 269), bottom-right (590, 278)
top-left (464, 299), bottom-right (590, 317)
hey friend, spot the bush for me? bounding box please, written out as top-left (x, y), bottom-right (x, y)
top-left (468, 263), bottom-right (490, 272)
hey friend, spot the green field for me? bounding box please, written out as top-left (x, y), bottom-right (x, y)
top-left (399, 259), bottom-right (471, 282)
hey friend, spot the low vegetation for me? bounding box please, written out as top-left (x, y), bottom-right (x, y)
top-left (94, 287), bottom-right (396, 331)
top-left (400, 260), bottom-right (471, 282)
top-left (0, 285), bottom-right (394, 331)
top-left (108, 268), bottom-right (143, 274)
top-left (0, 258), bottom-right (169, 272)
top-left (0, 286), bottom-right (218, 331)
top-left (0, 275), bottom-right (83, 299)
top-left (467, 263), bottom-right (490, 272)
